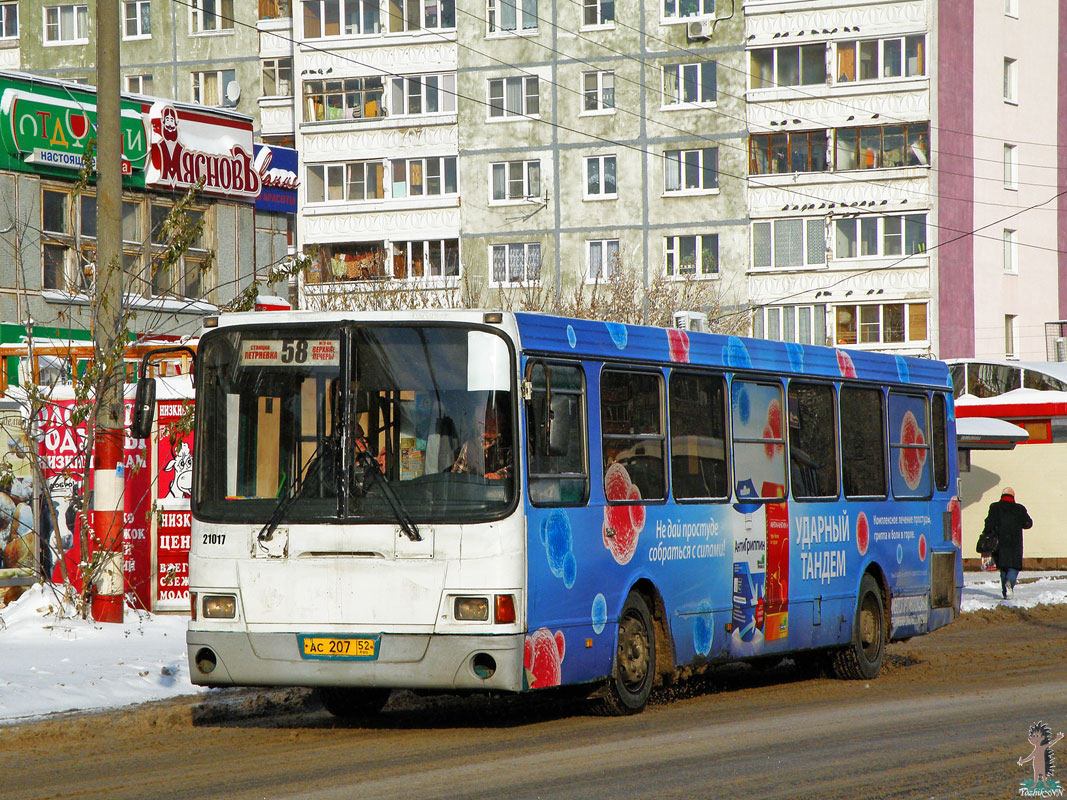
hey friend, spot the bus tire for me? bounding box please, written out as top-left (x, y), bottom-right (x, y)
top-left (591, 591), bottom-right (656, 716)
top-left (317, 687), bottom-right (391, 718)
top-left (832, 573), bottom-right (885, 680)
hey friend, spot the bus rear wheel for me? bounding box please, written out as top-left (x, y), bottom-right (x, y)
top-left (591, 591), bottom-right (655, 716)
top-left (317, 687), bottom-right (391, 719)
top-left (832, 573), bottom-right (885, 680)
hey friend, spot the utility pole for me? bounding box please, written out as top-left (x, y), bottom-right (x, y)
top-left (92, 0), bottom-right (125, 623)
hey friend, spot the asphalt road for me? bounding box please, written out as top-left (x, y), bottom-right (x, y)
top-left (8, 603), bottom-right (1067, 800)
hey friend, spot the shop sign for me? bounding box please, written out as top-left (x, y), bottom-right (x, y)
top-left (253, 143), bottom-right (298, 214)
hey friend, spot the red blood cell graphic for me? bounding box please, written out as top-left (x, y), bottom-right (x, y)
top-left (667, 328), bottom-right (690, 363)
top-left (837, 349), bottom-right (857, 378)
top-left (918, 533), bottom-right (927, 562)
top-left (763, 398), bottom-right (784, 459)
top-left (524, 628), bottom-right (565, 688)
top-left (856, 511), bottom-right (869, 556)
top-left (602, 463), bottom-right (645, 565)
top-left (898, 410), bottom-right (928, 490)
top-left (947, 497), bottom-right (962, 548)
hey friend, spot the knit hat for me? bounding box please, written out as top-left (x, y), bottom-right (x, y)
top-left (1001, 487), bottom-right (1015, 498)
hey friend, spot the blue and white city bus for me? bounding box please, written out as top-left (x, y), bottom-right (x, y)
top-left (168, 310), bottom-right (961, 716)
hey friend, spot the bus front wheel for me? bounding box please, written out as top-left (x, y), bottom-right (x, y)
top-left (592, 591), bottom-right (656, 716)
top-left (318, 687), bottom-right (391, 719)
top-left (832, 573), bottom-right (885, 680)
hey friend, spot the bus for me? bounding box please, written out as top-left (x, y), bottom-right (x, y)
top-left (138, 310), bottom-right (962, 716)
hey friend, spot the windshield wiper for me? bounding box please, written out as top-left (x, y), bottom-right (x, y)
top-left (257, 440), bottom-right (328, 544)
top-left (355, 447), bottom-right (421, 542)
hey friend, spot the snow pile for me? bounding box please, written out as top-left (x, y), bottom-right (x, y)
top-left (961, 571), bottom-right (1067, 613)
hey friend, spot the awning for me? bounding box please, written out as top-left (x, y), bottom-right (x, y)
top-left (955, 417), bottom-right (1030, 450)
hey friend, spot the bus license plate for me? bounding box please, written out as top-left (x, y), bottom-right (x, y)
top-left (299, 634), bottom-right (380, 660)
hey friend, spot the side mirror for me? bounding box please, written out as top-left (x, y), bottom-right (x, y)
top-left (547, 394), bottom-right (571, 457)
top-left (130, 377), bottom-right (156, 439)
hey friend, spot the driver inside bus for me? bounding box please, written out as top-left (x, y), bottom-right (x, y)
top-left (451, 402), bottom-right (511, 480)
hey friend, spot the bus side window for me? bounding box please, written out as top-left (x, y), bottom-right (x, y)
top-left (840, 387), bottom-right (887, 498)
top-left (669, 371), bottom-right (728, 501)
top-left (787, 382), bottom-right (839, 500)
top-left (731, 380), bottom-right (786, 500)
top-left (601, 370), bottom-right (666, 502)
top-left (526, 362), bottom-right (589, 506)
top-left (932, 393), bottom-right (949, 492)
top-left (888, 392), bottom-right (931, 499)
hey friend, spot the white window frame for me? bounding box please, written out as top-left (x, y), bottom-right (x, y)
top-left (834, 36), bottom-right (926, 84)
top-left (391, 239), bottom-right (461, 281)
top-left (752, 304), bottom-right (827, 345)
top-left (662, 61), bottom-right (716, 107)
top-left (191, 69), bottom-right (237, 107)
top-left (1003, 228), bottom-right (1018, 274)
top-left (302, 0), bottom-right (381, 37)
top-left (664, 233), bottom-right (718, 278)
top-left (749, 44), bottom-right (825, 90)
top-left (43, 4), bottom-right (88, 45)
top-left (584, 154), bottom-right (617, 199)
top-left (1005, 0), bottom-right (1018, 18)
top-left (0, 3), bottom-right (17, 40)
top-left (1003, 143), bottom-right (1018, 190)
top-left (487, 0), bottom-right (538, 34)
top-left (582, 70), bottom-right (615, 114)
top-left (1003, 57), bottom-right (1017, 104)
top-left (123, 0), bottom-right (150, 39)
top-left (587, 239), bottom-right (620, 282)
top-left (306, 161), bottom-right (387, 203)
top-left (490, 242), bottom-right (542, 285)
top-left (125, 73), bottom-right (154, 95)
top-left (387, 0), bottom-right (455, 32)
top-left (834, 214), bottom-right (927, 259)
top-left (662, 0), bottom-right (713, 22)
top-left (262, 58), bottom-right (293, 97)
top-left (489, 159), bottom-right (541, 204)
top-left (390, 155), bottom-right (459, 199)
top-left (391, 73), bottom-right (457, 117)
top-left (834, 302), bottom-right (928, 346)
top-left (663, 147), bottom-right (718, 194)
top-left (582, 0), bottom-right (613, 28)
top-left (1005, 314), bottom-right (1017, 357)
top-left (421, 0), bottom-right (456, 30)
top-left (751, 218), bottom-right (826, 269)
top-left (190, 0), bottom-right (234, 34)
top-left (487, 75), bottom-right (539, 119)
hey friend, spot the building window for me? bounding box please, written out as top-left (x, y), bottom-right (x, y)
top-left (387, 0), bottom-right (455, 31)
top-left (303, 77), bottom-right (385, 121)
top-left (262, 58), bottom-right (293, 96)
top-left (150, 201), bottom-right (214, 300)
top-left (834, 303), bottom-right (927, 346)
top-left (1003, 57), bottom-right (1017, 104)
top-left (487, 0), bottom-right (537, 33)
top-left (314, 242), bottom-right (387, 281)
top-left (190, 0), bottom-right (234, 33)
top-left (391, 156), bottom-right (458, 198)
top-left (0, 3), bottom-right (17, 39)
top-left (665, 234), bottom-right (717, 277)
top-left (582, 70), bottom-right (614, 112)
top-left (391, 74), bottom-right (457, 116)
top-left (750, 45), bottom-right (825, 89)
top-left (303, 0), bottom-right (381, 36)
top-left (749, 130), bottom-right (828, 175)
top-left (125, 73), bottom-right (154, 94)
top-left (663, 0), bottom-right (713, 20)
top-left (1003, 143), bottom-right (1018, 189)
top-left (1005, 314), bottom-right (1017, 356)
top-left (585, 154), bottom-right (617, 198)
top-left (491, 242), bottom-right (542, 284)
top-left (588, 239), bottom-right (619, 281)
top-left (834, 214), bottom-right (926, 259)
top-left (259, 0), bottom-right (292, 20)
top-left (663, 61), bottom-right (716, 106)
top-left (488, 75), bottom-right (538, 118)
top-left (44, 4), bottom-right (88, 44)
top-left (1005, 0), bottom-right (1018, 17)
top-left (490, 159), bottom-right (541, 203)
top-left (752, 304), bottom-right (827, 345)
top-left (1003, 228), bottom-right (1017, 274)
top-left (664, 147), bottom-right (717, 193)
top-left (123, 0), bottom-right (150, 38)
top-left (192, 70), bottom-right (237, 107)
top-left (583, 0), bottom-right (613, 27)
top-left (835, 36), bottom-right (925, 82)
top-left (752, 218), bottom-right (825, 268)
top-left (306, 161), bottom-right (386, 202)
top-left (392, 239), bottom-right (460, 279)
top-left (835, 122), bottom-right (929, 170)
top-left (42, 188), bottom-right (93, 292)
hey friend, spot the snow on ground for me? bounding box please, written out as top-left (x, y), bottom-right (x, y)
top-left (1, 572), bottom-right (1066, 726)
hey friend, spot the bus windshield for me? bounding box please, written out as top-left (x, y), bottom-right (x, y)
top-left (193, 323), bottom-right (515, 524)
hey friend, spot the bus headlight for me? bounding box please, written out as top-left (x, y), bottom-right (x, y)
top-left (203, 594), bottom-right (237, 619)
top-left (454, 597), bottom-right (489, 621)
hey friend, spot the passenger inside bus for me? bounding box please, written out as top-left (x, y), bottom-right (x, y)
top-left (451, 401), bottom-right (511, 480)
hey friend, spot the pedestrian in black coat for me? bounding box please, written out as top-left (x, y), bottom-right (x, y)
top-left (983, 487), bottom-right (1032, 599)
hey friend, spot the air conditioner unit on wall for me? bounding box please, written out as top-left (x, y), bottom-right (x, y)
top-left (687, 19), bottom-right (714, 40)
